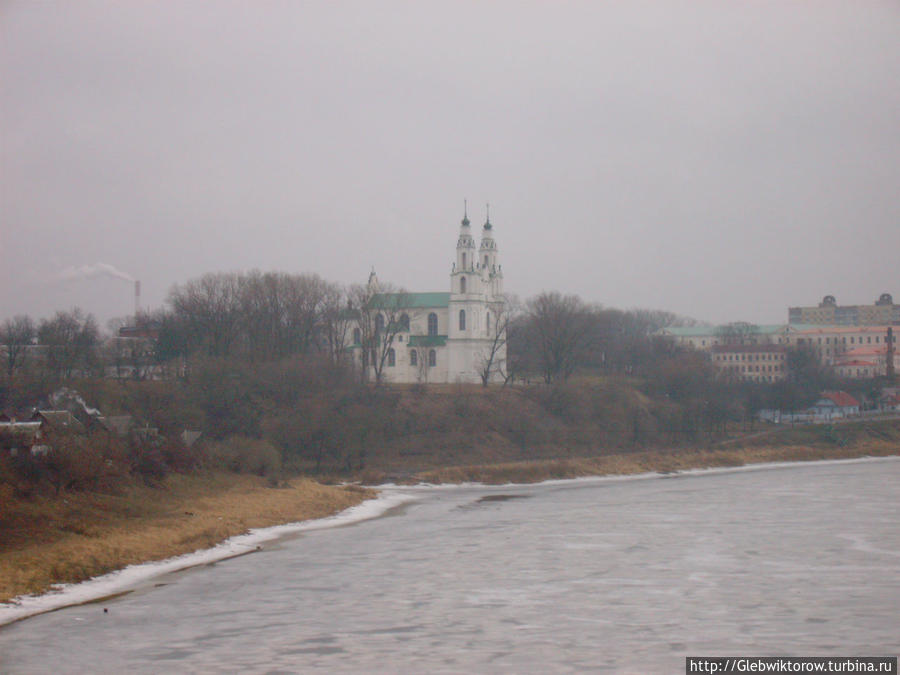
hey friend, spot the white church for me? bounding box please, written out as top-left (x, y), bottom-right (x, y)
top-left (358, 208), bottom-right (507, 384)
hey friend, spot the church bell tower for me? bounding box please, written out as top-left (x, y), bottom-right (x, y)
top-left (452, 203), bottom-right (477, 289)
top-left (479, 205), bottom-right (502, 298)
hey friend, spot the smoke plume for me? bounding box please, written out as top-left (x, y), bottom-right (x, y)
top-left (56, 262), bottom-right (135, 283)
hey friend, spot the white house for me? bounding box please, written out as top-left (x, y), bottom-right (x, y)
top-left (357, 209), bottom-right (507, 384)
top-left (811, 391), bottom-right (860, 420)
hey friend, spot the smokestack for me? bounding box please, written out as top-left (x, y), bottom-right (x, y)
top-left (887, 326), bottom-right (895, 382)
top-left (135, 280), bottom-right (141, 317)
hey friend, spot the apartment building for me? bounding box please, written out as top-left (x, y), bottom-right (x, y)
top-left (789, 294), bottom-right (900, 326)
top-left (709, 344), bottom-right (788, 383)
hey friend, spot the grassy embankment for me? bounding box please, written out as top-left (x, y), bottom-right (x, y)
top-left (412, 413), bottom-right (900, 483)
top-left (0, 473), bottom-right (373, 604)
top-left (413, 438), bottom-right (899, 484)
top-left (335, 383), bottom-right (900, 483)
top-left (3, 375), bottom-right (898, 605)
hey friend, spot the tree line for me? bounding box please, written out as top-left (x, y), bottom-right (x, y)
top-left (509, 291), bottom-right (696, 384)
top-left (2, 271), bottom-right (884, 425)
top-left (3, 269), bottom-right (893, 492)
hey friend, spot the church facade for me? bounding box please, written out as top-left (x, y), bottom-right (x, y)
top-left (360, 210), bottom-right (506, 384)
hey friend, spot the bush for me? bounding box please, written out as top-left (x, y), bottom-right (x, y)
top-left (36, 431), bottom-right (131, 494)
top-left (130, 444), bottom-right (169, 484)
top-left (158, 437), bottom-right (202, 473)
top-left (3, 452), bottom-right (44, 495)
top-left (207, 436), bottom-right (282, 476)
top-left (188, 359), bottom-right (263, 439)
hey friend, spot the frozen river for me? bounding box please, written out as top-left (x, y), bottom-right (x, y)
top-left (1, 457), bottom-right (898, 674)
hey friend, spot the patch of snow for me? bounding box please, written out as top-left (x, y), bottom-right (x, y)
top-left (0, 491), bottom-right (416, 627)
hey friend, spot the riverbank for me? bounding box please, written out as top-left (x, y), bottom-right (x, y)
top-left (3, 434), bottom-right (897, 607)
top-left (0, 473), bottom-right (374, 604)
top-left (410, 440), bottom-right (900, 484)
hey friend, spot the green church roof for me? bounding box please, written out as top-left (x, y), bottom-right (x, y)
top-left (371, 292), bottom-right (450, 309)
top-left (660, 324), bottom-right (796, 337)
top-left (408, 335), bottom-right (448, 347)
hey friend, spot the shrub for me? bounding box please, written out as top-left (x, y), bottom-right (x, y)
top-left (39, 431), bottom-right (130, 494)
top-left (130, 444), bottom-right (169, 484)
top-left (207, 436), bottom-right (282, 476)
top-left (158, 436), bottom-right (202, 473)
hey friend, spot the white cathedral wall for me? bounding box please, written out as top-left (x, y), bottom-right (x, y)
top-left (360, 217), bottom-right (504, 385)
top-left (361, 300), bottom-right (506, 384)
top-left (442, 340), bottom-right (505, 384)
top-left (370, 305), bottom-right (452, 384)
top-left (374, 340), bottom-right (506, 385)
top-left (378, 339), bottom-right (450, 383)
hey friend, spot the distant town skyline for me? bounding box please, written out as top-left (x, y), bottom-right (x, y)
top-left (2, 1), bottom-right (899, 327)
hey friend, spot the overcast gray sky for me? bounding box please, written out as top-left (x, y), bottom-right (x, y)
top-left (2, 1), bottom-right (899, 328)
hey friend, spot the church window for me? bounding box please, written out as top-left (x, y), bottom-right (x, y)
top-left (410, 350), bottom-right (417, 366)
top-left (462, 253), bottom-right (466, 269)
top-left (387, 348), bottom-right (395, 367)
top-left (429, 349), bottom-right (436, 367)
top-left (375, 314), bottom-right (385, 333)
top-left (484, 255), bottom-right (489, 268)
top-left (427, 312), bottom-right (438, 336)
top-left (460, 276), bottom-right (466, 293)
top-left (399, 313), bottom-right (410, 331)
top-left (459, 309), bottom-right (466, 331)
top-left (486, 312), bottom-right (490, 334)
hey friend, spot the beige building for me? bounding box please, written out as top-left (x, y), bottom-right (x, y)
top-left (789, 294), bottom-right (900, 326)
top-left (831, 345), bottom-right (900, 379)
top-left (659, 323), bottom-right (897, 381)
top-left (657, 324), bottom-right (800, 350)
top-left (710, 344), bottom-right (789, 383)
top-left (791, 325), bottom-right (897, 367)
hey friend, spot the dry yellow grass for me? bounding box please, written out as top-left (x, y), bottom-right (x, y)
top-left (0, 473), bottom-right (374, 604)
top-left (4, 434), bottom-right (896, 604)
top-left (413, 440), bottom-right (899, 485)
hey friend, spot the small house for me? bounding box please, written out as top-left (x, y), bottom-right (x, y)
top-left (105, 415), bottom-right (134, 438)
top-left (30, 410), bottom-right (87, 435)
top-left (0, 421), bottom-right (42, 456)
top-left (811, 391), bottom-right (860, 420)
top-left (879, 390), bottom-right (900, 413)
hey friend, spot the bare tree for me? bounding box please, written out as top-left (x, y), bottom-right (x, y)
top-left (716, 322), bottom-right (761, 346)
top-left (103, 336), bottom-right (129, 380)
top-left (318, 281), bottom-right (354, 367)
top-left (478, 294), bottom-right (517, 386)
top-left (168, 273), bottom-right (244, 357)
top-left (526, 292), bottom-right (597, 384)
top-left (38, 309), bottom-right (100, 379)
top-left (238, 271), bottom-right (330, 359)
top-left (239, 271), bottom-right (285, 358)
top-left (280, 273), bottom-right (329, 356)
top-left (412, 344), bottom-right (430, 384)
top-left (349, 282), bottom-right (412, 385)
top-left (1, 315), bottom-right (35, 378)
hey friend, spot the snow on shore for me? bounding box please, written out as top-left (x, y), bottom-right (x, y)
top-left (0, 491), bottom-right (416, 627)
top-left (2, 455), bottom-right (895, 627)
